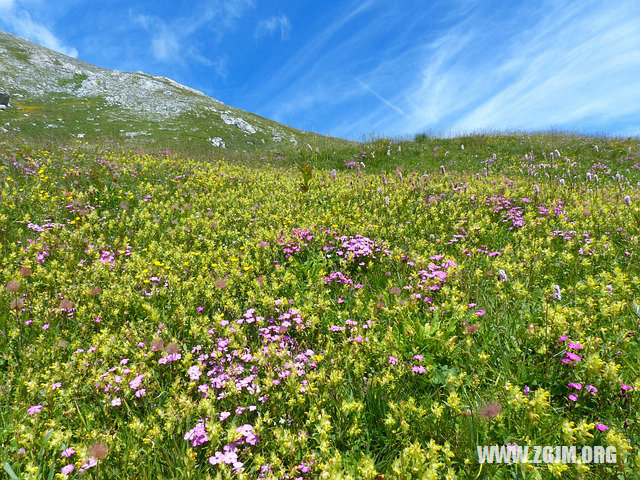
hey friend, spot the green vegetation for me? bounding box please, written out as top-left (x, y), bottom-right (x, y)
top-left (57, 74), bottom-right (89, 90)
top-left (1, 132), bottom-right (639, 479)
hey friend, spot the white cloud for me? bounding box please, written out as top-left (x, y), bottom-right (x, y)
top-left (404, 0), bottom-right (640, 136)
top-left (250, 0), bottom-right (640, 139)
top-left (135, 15), bottom-right (179, 63)
top-left (255, 15), bottom-right (291, 40)
top-left (0, 2), bottom-right (78, 57)
top-left (134, 0), bottom-right (253, 74)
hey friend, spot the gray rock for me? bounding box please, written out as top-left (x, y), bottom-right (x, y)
top-left (209, 137), bottom-right (226, 148)
top-left (0, 89), bottom-right (9, 106)
top-left (220, 114), bottom-right (256, 134)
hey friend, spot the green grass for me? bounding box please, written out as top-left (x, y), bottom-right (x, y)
top-left (0, 133), bottom-right (639, 479)
top-left (57, 74), bottom-right (89, 90)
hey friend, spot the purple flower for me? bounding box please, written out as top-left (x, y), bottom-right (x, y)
top-left (388, 356), bottom-right (399, 365)
top-left (129, 374), bottom-right (145, 390)
top-left (586, 384), bottom-right (598, 395)
top-left (61, 464), bottom-right (74, 475)
top-left (595, 423), bottom-right (609, 431)
top-left (188, 365), bottom-right (202, 381)
top-left (567, 342), bottom-right (582, 350)
top-left (622, 383), bottom-right (633, 391)
top-left (61, 447), bottom-right (76, 457)
top-left (568, 382), bottom-right (582, 390)
top-left (81, 457), bottom-right (97, 470)
top-left (236, 424), bottom-right (259, 445)
top-left (184, 419), bottom-right (209, 447)
top-left (568, 394), bottom-right (578, 402)
top-left (558, 335), bottom-right (567, 342)
top-left (563, 352), bottom-right (581, 363)
top-left (411, 365), bottom-right (426, 374)
top-left (27, 405), bottom-right (43, 415)
top-left (474, 310), bottom-right (486, 317)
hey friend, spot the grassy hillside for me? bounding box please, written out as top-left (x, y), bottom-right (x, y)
top-left (0, 29), bottom-right (351, 153)
top-left (1, 133), bottom-right (640, 479)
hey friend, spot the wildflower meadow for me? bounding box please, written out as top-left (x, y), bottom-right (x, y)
top-left (2, 134), bottom-right (640, 479)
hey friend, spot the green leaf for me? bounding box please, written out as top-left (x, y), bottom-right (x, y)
top-left (47, 455), bottom-right (56, 480)
top-left (4, 462), bottom-right (19, 480)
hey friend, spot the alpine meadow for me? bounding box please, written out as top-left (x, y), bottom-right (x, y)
top-left (1, 6), bottom-right (640, 480)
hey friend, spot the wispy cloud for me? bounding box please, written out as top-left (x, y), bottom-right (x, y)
top-left (355, 78), bottom-right (407, 118)
top-left (444, 0), bottom-right (640, 136)
top-left (135, 14), bottom-right (179, 63)
top-left (132, 0), bottom-right (253, 76)
top-left (0, 0), bottom-right (78, 57)
top-left (255, 15), bottom-right (291, 40)
top-left (247, 0), bottom-right (640, 139)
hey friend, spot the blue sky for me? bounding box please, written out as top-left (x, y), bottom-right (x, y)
top-left (1, 0), bottom-right (639, 140)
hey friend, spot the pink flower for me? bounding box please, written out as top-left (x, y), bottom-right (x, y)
top-left (61, 447), bottom-right (75, 457)
top-left (558, 335), bottom-right (567, 342)
top-left (567, 342), bottom-right (582, 350)
top-left (42, 323), bottom-right (50, 330)
top-left (135, 388), bottom-right (146, 397)
top-left (568, 394), bottom-right (578, 402)
top-left (27, 405), bottom-right (43, 415)
top-left (188, 365), bottom-right (202, 381)
top-left (474, 310), bottom-right (486, 317)
top-left (111, 397), bottom-right (122, 406)
top-left (563, 352), bottom-right (581, 363)
top-left (129, 374), bottom-right (145, 390)
top-left (388, 356), bottom-right (398, 365)
top-left (412, 365), bottom-right (426, 374)
top-left (622, 383), bottom-right (633, 391)
top-left (568, 382), bottom-right (582, 390)
top-left (61, 464), bottom-right (74, 475)
top-left (595, 423), bottom-right (609, 431)
top-left (413, 354), bottom-right (424, 361)
top-left (236, 424), bottom-right (258, 445)
top-left (219, 411), bottom-right (231, 421)
top-left (586, 384), bottom-right (598, 395)
top-left (81, 457), bottom-right (97, 470)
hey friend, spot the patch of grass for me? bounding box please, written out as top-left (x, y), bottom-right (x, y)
top-left (57, 73), bottom-right (89, 90)
top-left (2, 44), bottom-right (30, 62)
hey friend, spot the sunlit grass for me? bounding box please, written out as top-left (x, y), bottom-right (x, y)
top-left (1, 134), bottom-right (639, 479)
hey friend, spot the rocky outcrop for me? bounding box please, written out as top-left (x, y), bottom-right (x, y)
top-left (209, 137), bottom-right (226, 148)
top-left (220, 113), bottom-right (257, 134)
top-left (0, 89), bottom-right (9, 107)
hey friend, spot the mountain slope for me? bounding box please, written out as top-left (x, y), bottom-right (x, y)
top-left (0, 29), bottom-right (349, 151)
